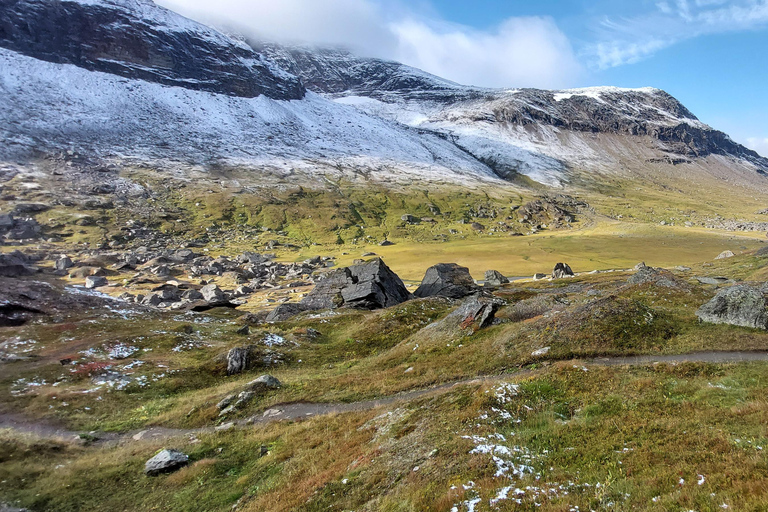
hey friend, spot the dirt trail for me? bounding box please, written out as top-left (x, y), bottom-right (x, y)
top-left (3, 351), bottom-right (768, 444)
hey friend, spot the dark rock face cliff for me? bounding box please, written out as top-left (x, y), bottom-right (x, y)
top-left (0, 0), bottom-right (305, 100)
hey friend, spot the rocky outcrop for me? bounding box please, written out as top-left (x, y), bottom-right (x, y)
top-left (696, 285), bottom-right (768, 330)
top-left (300, 258), bottom-right (410, 310)
top-left (0, 0), bottom-right (305, 100)
top-left (144, 449), bottom-right (189, 476)
top-left (0, 251), bottom-right (36, 277)
top-left (414, 263), bottom-right (479, 299)
top-left (627, 265), bottom-right (688, 289)
top-left (551, 263), bottom-right (574, 279)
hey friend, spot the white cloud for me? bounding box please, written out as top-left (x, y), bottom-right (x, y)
top-left (585, 0), bottom-right (768, 69)
top-left (155, 0), bottom-right (582, 89)
top-left (746, 137), bottom-right (768, 157)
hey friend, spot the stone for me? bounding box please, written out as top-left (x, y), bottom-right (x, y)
top-left (454, 295), bottom-right (499, 331)
top-left (531, 346), bottom-right (551, 357)
top-left (144, 449), bottom-right (189, 476)
top-left (266, 303), bottom-right (307, 322)
top-left (696, 285), bottom-right (768, 330)
top-left (551, 263), bottom-right (574, 279)
top-left (245, 374), bottom-right (282, 393)
top-left (85, 275), bottom-right (108, 289)
top-left (181, 289), bottom-right (204, 301)
top-left (226, 347), bottom-right (250, 375)
top-left (695, 276), bottom-right (733, 285)
top-left (200, 284), bottom-right (227, 304)
top-left (236, 325), bottom-right (250, 335)
top-left (300, 258), bottom-right (411, 310)
top-left (69, 266), bottom-right (107, 278)
top-left (379, 240), bottom-right (395, 246)
top-left (414, 263), bottom-right (479, 299)
top-left (401, 214), bottom-right (419, 224)
top-left (0, 251), bottom-right (34, 277)
top-left (484, 270), bottom-right (509, 288)
top-left (533, 273), bottom-right (547, 280)
top-left (470, 222), bottom-right (485, 231)
top-left (627, 266), bottom-right (686, 289)
top-left (216, 394), bottom-right (236, 410)
top-left (54, 255), bottom-right (74, 271)
top-left (715, 250), bottom-right (735, 260)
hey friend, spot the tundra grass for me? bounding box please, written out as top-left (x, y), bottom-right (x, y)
top-left (4, 362), bottom-right (768, 511)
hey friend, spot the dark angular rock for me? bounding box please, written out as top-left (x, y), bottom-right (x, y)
top-left (0, 251), bottom-right (35, 277)
top-left (552, 262), bottom-right (574, 279)
top-left (300, 258), bottom-right (411, 310)
top-left (696, 285), bottom-right (768, 330)
top-left (266, 303), bottom-right (307, 322)
top-left (144, 449), bottom-right (189, 476)
top-left (454, 295), bottom-right (500, 331)
top-left (484, 270), bottom-right (509, 288)
top-left (414, 263), bottom-right (479, 299)
top-left (54, 255), bottom-right (74, 271)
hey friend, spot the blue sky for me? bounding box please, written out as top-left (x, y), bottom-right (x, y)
top-left (161, 0), bottom-right (768, 155)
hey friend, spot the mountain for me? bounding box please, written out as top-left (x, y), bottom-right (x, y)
top-left (0, 0), bottom-right (304, 99)
top-left (0, 0), bottom-right (766, 191)
top-left (257, 44), bottom-right (768, 187)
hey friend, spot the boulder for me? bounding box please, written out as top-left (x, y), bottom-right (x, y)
top-left (54, 255), bottom-right (74, 271)
top-left (300, 258), bottom-right (410, 310)
top-left (484, 270), bottom-right (508, 288)
top-left (414, 263), bottom-right (479, 299)
top-left (266, 303), bottom-right (307, 322)
top-left (715, 250), bottom-right (735, 260)
top-left (84, 275), bottom-right (108, 289)
top-left (379, 240), bottom-right (395, 246)
top-left (401, 214), bottom-right (419, 224)
top-left (454, 295), bottom-right (500, 331)
top-left (200, 284), bottom-right (227, 305)
top-left (0, 251), bottom-right (35, 277)
top-left (696, 285), bottom-right (768, 329)
top-left (69, 266), bottom-right (107, 278)
top-left (551, 262), bottom-right (574, 279)
top-left (627, 266), bottom-right (687, 289)
top-left (532, 273), bottom-right (547, 280)
top-left (226, 347), bottom-right (251, 375)
top-left (144, 449), bottom-right (189, 476)
top-left (245, 374), bottom-right (282, 393)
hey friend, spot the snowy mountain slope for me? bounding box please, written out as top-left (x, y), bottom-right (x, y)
top-left (0, 0), bottom-right (304, 99)
top-left (262, 45), bottom-right (768, 186)
top-left (0, 47), bottom-right (501, 187)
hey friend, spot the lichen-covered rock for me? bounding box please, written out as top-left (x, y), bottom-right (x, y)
top-left (144, 449), bottom-right (189, 476)
top-left (200, 284), bottom-right (226, 303)
top-left (414, 263), bottom-right (479, 299)
top-left (226, 346), bottom-right (251, 375)
top-left (715, 250), bottom-right (735, 260)
top-left (696, 285), bottom-right (768, 330)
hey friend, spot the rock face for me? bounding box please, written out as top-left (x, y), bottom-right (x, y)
top-left (484, 270), bottom-right (509, 288)
top-left (414, 263), bottom-right (479, 299)
top-left (551, 263), bottom-right (574, 279)
top-left (144, 449), bottom-right (189, 476)
top-left (300, 258), bottom-right (410, 310)
top-left (0, 0), bottom-right (304, 100)
top-left (696, 285), bottom-right (768, 330)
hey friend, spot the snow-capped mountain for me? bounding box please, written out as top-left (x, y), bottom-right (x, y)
top-left (0, 0), bottom-right (766, 190)
top-left (258, 44), bottom-right (768, 186)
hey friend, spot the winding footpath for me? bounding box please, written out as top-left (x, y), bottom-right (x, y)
top-left (3, 351), bottom-right (768, 445)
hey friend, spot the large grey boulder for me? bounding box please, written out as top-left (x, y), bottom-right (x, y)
top-left (414, 263), bottom-right (479, 299)
top-left (484, 270), bottom-right (509, 288)
top-left (200, 284), bottom-right (225, 302)
top-left (300, 258), bottom-right (410, 310)
top-left (266, 303), bottom-right (307, 322)
top-left (552, 263), bottom-right (574, 279)
top-left (0, 251), bottom-right (35, 277)
top-left (454, 295), bottom-right (500, 330)
top-left (84, 275), bottom-right (108, 289)
top-left (246, 374), bottom-right (282, 393)
top-left (54, 255), bottom-right (74, 271)
top-left (227, 346), bottom-right (251, 375)
top-left (144, 449), bottom-right (189, 476)
top-left (696, 285), bottom-right (768, 329)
